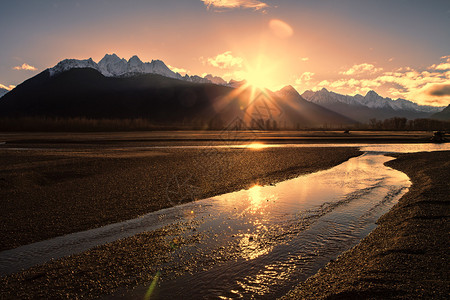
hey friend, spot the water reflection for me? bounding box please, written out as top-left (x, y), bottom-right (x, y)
top-left (0, 147), bottom-right (422, 299)
top-left (148, 153), bottom-right (410, 299)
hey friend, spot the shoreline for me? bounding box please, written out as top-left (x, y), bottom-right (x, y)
top-left (0, 130), bottom-right (442, 146)
top-left (282, 150), bottom-right (450, 299)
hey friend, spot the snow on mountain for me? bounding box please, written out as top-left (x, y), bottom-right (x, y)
top-left (0, 88), bottom-right (9, 98)
top-left (49, 58), bottom-right (100, 76)
top-left (98, 53), bottom-right (128, 76)
top-left (302, 88), bottom-right (444, 114)
top-left (49, 54), bottom-right (230, 86)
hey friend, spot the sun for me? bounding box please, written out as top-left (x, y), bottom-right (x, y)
top-left (242, 55), bottom-right (279, 90)
top-left (244, 67), bottom-right (273, 90)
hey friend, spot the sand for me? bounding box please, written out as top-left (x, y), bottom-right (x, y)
top-left (282, 150), bottom-right (450, 299)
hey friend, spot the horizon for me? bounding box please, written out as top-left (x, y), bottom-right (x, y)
top-left (1, 0), bottom-right (449, 107)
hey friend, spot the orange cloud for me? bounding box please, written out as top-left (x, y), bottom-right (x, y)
top-left (0, 83), bottom-right (15, 90)
top-left (429, 55), bottom-right (450, 71)
top-left (340, 63), bottom-right (383, 76)
top-left (295, 72), bottom-right (315, 84)
top-left (205, 51), bottom-right (243, 69)
top-left (13, 63), bottom-right (37, 71)
top-left (168, 65), bottom-right (188, 75)
top-left (201, 0), bottom-right (269, 11)
top-left (269, 19), bottom-right (294, 38)
top-left (314, 58), bottom-right (450, 106)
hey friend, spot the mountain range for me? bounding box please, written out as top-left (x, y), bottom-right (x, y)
top-left (0, 66), bottom-right (353, 128)
top-left (49, 54), bottom-right (229, 86)
top-left (302, 88), bottom-right (444, 123)
top-left (0, 54), bottom-right (448, 126)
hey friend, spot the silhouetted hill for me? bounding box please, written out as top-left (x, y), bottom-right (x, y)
top-left (0, 68), bottom-right (238, 126)
top-left (431, 105), bottom-right (450, 121)
top-left (273, 86), bottom-right (356, 127)
top-left (0, 70), bottom-right (356, 129)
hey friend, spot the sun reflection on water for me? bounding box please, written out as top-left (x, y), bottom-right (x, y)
top-left (247, 143), bottom-right (268, 150)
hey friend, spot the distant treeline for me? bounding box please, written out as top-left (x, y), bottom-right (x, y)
top-left (0, 117), bottom-right (212, 132)
top-left (0, 116), bottom-right (448, 132)
top-left (365, 117), bottom-right (450, 131)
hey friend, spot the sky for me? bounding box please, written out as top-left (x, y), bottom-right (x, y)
top-left (0, 0), bottom-right (449, 106)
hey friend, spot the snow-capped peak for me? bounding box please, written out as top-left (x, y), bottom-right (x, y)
top-left (302, 88), bottom-right (445, 113)
top-left (49, 58), bottom-right (100, 76)
top-left (49, 54), bottom-right (230, 86)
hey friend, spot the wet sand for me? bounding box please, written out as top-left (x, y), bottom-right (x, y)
top-left (282, 150), bottom-right (450, 299)
top-left (0, 146), bottom-right (361, 251)
top-left (0, 145), bottom-right (362, 299)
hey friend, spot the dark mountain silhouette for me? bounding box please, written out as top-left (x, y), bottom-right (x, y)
top-left (0, 69), bottom-right (356, 129)
top-left (0, 68), bottom-right (237, 127)
top-left (431, 105), bottom-right (450, 121)
top-left (272, 86), bottom-right (356, 127)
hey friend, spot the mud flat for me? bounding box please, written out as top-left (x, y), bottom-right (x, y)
top-left (282, 150), bottom-right (450, 299)
top-left (0, 146), bottom-right (362, 299)
top-left (0, 145), bottom-right (360, 251)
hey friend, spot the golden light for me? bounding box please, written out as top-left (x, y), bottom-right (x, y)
top-left (247, 143), bottom-right (267, 150)
top-left (241, 55), bottom-right (281, 91)
top-left (248, 184), bottom-right (264, 210)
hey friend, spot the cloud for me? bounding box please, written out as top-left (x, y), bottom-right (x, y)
top-left (429, 55), bottom-right (450, 71)
top-left (269, 19), bottom-right (294, 38)
top-left (0, 84), bottom-right (16, 91)
top-left (340, 63), bottom-right (383, 76)
top-left (295, 72), bottom-right (315, 84)
top-left (317, 78), bottom-right (381, 96)
top-left (315, 58), bottom-right (450, 105)
top-left (168, 65), bottom-right (188, 75)
top-left (201, 0), bottom-right (269, 11)
top-left (430, 63), bottom-right (450, 71)
top-left (427, 84), bottom-right (450, 97)
top-left (13, 63), bottom-right (37, 71)
top-left (205, 51), bottom-right (243, 69)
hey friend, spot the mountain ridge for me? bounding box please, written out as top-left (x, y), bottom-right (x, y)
top-left (302, 88), bottom-right (445, 123)
top-left (431, 105), bottom-right (450, 121)
top-left (0, 68), bottom-right (356, 129)
top-left (49, 54), bottom-right (231, 87)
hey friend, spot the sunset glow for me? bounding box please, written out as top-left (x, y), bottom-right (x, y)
top-left (0, 1), bottom-right (449, 106)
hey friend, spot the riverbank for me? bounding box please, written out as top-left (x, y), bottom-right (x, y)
top-left (282, 150), bottom-right (450, 299)
top-left (0, 146), bottom-right (361, 251)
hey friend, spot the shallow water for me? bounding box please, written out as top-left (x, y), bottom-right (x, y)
top-left (123, 153), bottom-right (410, 299)
top-left (1, 143), bottom-right (448, 298)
